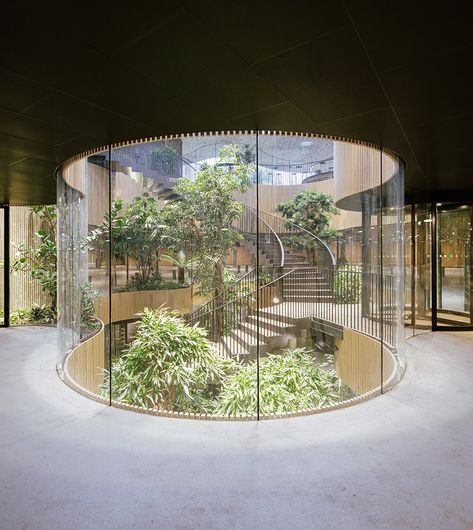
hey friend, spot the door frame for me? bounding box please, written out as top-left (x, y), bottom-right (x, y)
top-left (432, 202), bottom-right (473, 331)
top-left (1, 204), bottom-right (10, 327)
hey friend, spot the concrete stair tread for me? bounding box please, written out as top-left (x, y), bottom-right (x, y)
top-left (221, 336), bottom-right (252, 356)
top-left (230, 329), bottom-right (267, 347)
top-left (247, 316), bottom-right (294, 328)
top-left (239, 322), bottom-right (281, 338)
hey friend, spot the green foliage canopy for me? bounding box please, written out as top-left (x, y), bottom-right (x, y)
top-left (106, 308), bottom-right (226, 412)
top-left (276, 190), bottom-right (339, 263)
top-left (11, 205), bottom-right (57, 314)
top-left (164, 144), bottom-right (252, 298)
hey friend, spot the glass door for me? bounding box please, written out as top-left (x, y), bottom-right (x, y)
top-left (0, 205), bottom-right (9, 327)
top-left (435, 203), bottom-right (473, 328)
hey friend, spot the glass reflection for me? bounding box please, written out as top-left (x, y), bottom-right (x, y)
top-left (57, 132), bottom-right (406, 418)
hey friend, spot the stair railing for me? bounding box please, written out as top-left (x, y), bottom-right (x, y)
top-left (256, 208), bottom-right (336, 269)
top-left (186, 203), bottom-right (285, 324)
top-left (186, 266), bottom-right (398, 357)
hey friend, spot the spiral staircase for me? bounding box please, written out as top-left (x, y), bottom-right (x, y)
top-left (102, 145), bottom-right (337, 361)
top-left (187, 205), bottom-right (336, 361)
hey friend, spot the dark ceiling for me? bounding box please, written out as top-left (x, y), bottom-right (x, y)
top-left (1, 1), bottom-right (472, 205)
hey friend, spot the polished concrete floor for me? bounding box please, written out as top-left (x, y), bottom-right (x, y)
top-left (0, 327), bottom-right (472, 530)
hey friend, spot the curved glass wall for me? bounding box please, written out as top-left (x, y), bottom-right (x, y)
top-left (57, 132), bottom-right (405, 419)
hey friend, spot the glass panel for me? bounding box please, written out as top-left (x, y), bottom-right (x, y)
top-left (0, 207), bottom-right (4, 325)
top-left (57, 151), bottom-right (110, 402)
top-left (381, 149), bottom-right (405, 387)
top-left (414, 204), bottom-right (433, 333)
top-left (437, 204), bottom-right (473, 327)
top-left (404, 204), bottom-right (414, 338)
top-left (109, 134), bottom-right (258, 418)
top-left (55, 132), bottom-right (406, 417)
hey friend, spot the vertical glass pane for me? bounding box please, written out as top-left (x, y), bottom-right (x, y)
top-left (257, 133), bottom-right (361, 415)
top-left (381, 149), bottom-right (405, 388)
top-left (0, 207), bottom-right (4, 325)
top-left (57, 150), bottom-right (110, 402)
top-left (404, 204), bottom-right (415, 338)
top-left (414, 204), bottom-right (433, 333)
top-left (437, 204), bottom-right (473, 326)
top-left (108, 134), bottom-right (257, 418)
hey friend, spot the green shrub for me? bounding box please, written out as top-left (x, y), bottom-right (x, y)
top-left (119, 272), bottom-right (162, 292)
top-left (334, 265), bottom-right (362, 303)
top-left (30, 304), bottom-right (55, 324)
top-left (105, 308), bottom-right (226, 412)
top-left (80, 283), bottom-right (99, 330)
top-left (158, 280), bottom-right (189, 290)
top-left (214, 348), bottom-right (341, 416)
top-left (118, 274), bottom-right (189, 292)
top-left (10, 308), bottom-right (32, 325)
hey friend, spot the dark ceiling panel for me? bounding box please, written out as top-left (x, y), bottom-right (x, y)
top-left (182, 1), bottom-right (348, 65)
top-left (0, 69), bottom-right (52, 113)
top-left (345, 2), bottom-right (473, 73)
top-left (117, 11), bottom-right (288, 123)
top-left (253, 26), bottom-right (389, 125)
top-left (0, 3), bottom-right (471, 204)
top-left (0, 108), bottom-right (79, 146)
top-left (230, 101), bottom-right (320, 132)
top-left (379, 47), bottom-right (473, 130)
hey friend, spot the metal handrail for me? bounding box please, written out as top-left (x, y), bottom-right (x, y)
top-left (187, 268), bottom-right (296, 322)
top-left (186, 203), bottom-right (286, 322)
top-left (258, 208), bottom-right (336, 268)
top-left (244, 204), bottom-right (285, 268)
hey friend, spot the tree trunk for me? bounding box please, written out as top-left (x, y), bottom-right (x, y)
top-left (213, 260), bottom-right (225, 342)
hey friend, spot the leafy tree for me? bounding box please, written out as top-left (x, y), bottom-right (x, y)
top-left (334, 265), bottom-right (362, 303)
top-left (11, 205), bottom-right (57, 315)
top-left (276, 190), bottom-right (339, 264)
top-left (88, 194), bottom-right (167, 290)
top-left (80, 283), bottom-right (99, 331)
top-left (162, 145), bottom-right (252, 339)
top-left (105, 307), bottom-right (226, 412)
top-left (160, 250), bottom-right (197, 284)
top-left (87, 199), bottom-right (128, 267)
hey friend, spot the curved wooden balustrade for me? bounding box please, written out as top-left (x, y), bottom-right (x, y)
top-left (333, 142), bottom-right (400, 211)
top-left (63, 322), bottom-right (107, 401)
top-left (63, 286), bottom-right (193, 396)
top-left (334, 328), bottom-right (397, 395)
top-left (95, 286), bottom-right (193, 325)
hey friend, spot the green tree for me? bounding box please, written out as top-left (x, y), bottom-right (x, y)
top-left (11, 205), bottom-right (57, 315)
top-left (276, 190), bottom-right (339, 264)
top-left (87, 198), bottom-right (128, 268)
top-left (162, 145), bottom-right (252, 338)
top-left (88, 194), bottom-right (166, 290)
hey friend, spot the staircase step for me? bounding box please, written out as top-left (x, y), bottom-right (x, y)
top-left (258, 309), bottom-right (300, 325)
top-left (283, 286), bottom-right (331, 291)
top-left (246, 315), bottom-right (296, 333)
top-left (283, 295), bottom-right (334, 301)
top-left (220, 335), bottom-right (253, 359)
top-left (239, 321), bottom-right (281, 339)
top-left (229, 328), bottom-right (267, 353)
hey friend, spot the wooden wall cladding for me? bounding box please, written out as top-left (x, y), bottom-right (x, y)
top-left (334, 328), bottom-right (396, 395)
top-left (333, 142), bottom-right (399, 209)
top-left (64, 324), bottom-right (105, 395)
top-left (1, 206), bottom-right (52, 312)
top-left (95, 286), bottom-right (193, 325)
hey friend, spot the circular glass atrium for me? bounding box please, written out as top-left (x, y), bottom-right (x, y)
top-left (57, 131), bottom-right (405, 419)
